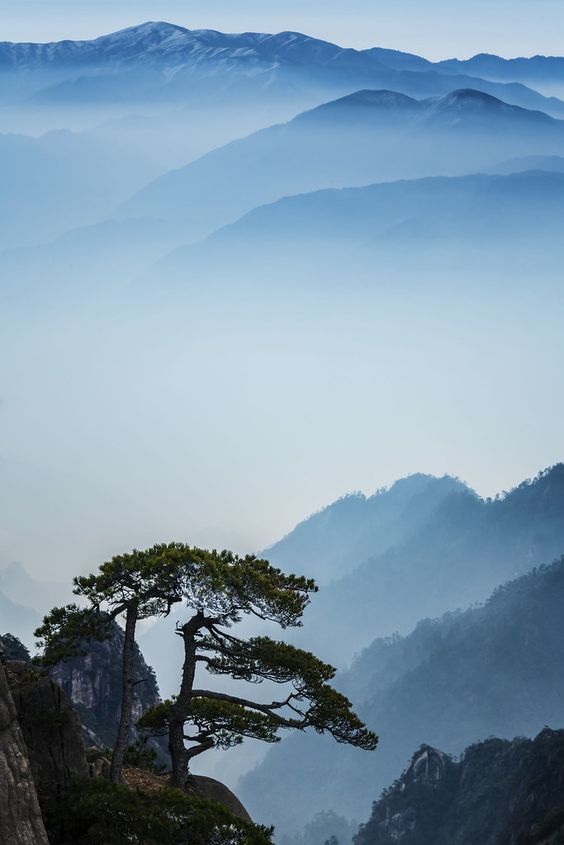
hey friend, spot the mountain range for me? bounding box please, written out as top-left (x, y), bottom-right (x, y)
top-left (3, 461), bottom-right (564, 842)
top-left (239, 555), bottom-right (564, 835)
top-left (1, 19), bottom-right (564, 845)
top-left (6, 146), bottom-right (564, 300)
top-left (263, 474), bottom-right (464, 586)
top-left (3, 22), bottom-right (564, 118)
top-left (354, 729), bottom-right (564, 845)
top-left (122, 87), bottom-right (564, 243)
top-left (269, 464), bottom-right (564, 664)
top-left (139, 466), bottom-right (564, 738)
top-left (150, 167), bottom-right (564, 296)
top-left (435, 53), bottom-right (564, 91)
top-left (3, 25), bottom-right (564, 288)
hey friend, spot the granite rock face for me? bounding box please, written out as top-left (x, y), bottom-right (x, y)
top-left (0, 659), bottom-right (49, 845)
top-left (355, 729), bottom-right (564, 845)
top-left (9, 661), bottom-right (89, 839)
top-left (50, 621), bottom-right (164, 756)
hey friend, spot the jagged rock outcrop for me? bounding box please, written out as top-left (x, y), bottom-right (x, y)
top-left (242, 557), bottom-right (564, 832)
top-left (0, 659), bottom-right (49, 845)
top-left (8, 661), bottom-right (89, 838)
top-left (355, 728), bottom-right (564, 845)
top-left (50, 621), bottom-right (167, 761)
top-left (356, 745), bottom-right (457, 843)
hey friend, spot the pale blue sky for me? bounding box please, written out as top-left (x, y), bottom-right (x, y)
top-left (1, 0), bottom-right (562, 59)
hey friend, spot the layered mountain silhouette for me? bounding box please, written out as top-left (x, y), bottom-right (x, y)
top-left (436, 53), bottom-right (564, 90)
top-left (3, 22), bottom-right (564, 116)
top-left (362, 47), bottom-right (564, 91)
top-left (239, 554), bottom-right (564, 835)
top-left (123, 88), bottom-right (564, 242)
top-left (268, 464), bottom-right (564, 664)
top-left (139, 467), bottom-right (564, 755)
top-left (214, 168), bottom-right (564, 244)
top-left (296, 86), bottom-right (556, 128)
top-left (152, 168), bottom-right (564, 292)
top-left (262, 474), bottom-right (465, 586)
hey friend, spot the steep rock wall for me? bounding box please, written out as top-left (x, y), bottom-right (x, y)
top-left (9, 661), bottom-right (89, 836)
top-left (355, 728), bottom-right (564, 845)
top-left (0, 659), bottom-right (49, 845)
top-left (50, 622), bottom-right (163, 753)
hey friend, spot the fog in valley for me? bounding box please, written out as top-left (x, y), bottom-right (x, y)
top-left (2, 18), bottom-right (564, 844)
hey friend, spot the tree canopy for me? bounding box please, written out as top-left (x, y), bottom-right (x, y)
top-left (0, 632), bottom-right (31, 662)
top-left (36, 542), bottom-right (378, 789)
top-left (140, 633), bottom-right (378, 760)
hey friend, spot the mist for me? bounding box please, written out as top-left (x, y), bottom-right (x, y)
top-left (1, 18), bottom-right (564, 844)
top-left (2, 24), bottom-right (564, 585)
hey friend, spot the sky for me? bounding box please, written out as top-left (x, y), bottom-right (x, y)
top-left (1, 0), bottom-right (564, 60)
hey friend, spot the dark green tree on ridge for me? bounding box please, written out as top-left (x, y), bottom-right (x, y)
top-left (36, 543), bottom-right (378, 789)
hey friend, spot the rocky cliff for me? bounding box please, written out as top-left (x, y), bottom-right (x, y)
top-left (0, 658), bottom-right (49, 845)
top-left (355, 728), bottom-right (564, 845)
top-left (8, 661), bottom-right (89, 839)
top-left (50, 621), bottom-right (164, 755)
top-left (1, 658), bottom-right (252, 843)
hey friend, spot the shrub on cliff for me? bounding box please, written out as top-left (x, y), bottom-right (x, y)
top-left (0, 633), bottom-right (31, 662)
top-left (58, 777), bottom-right (273, 845)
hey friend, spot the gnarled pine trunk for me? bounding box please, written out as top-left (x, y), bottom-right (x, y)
top-left (169, 612), bottom-right (203, 787)
top-left (110, 602), bottom-right (138, 783)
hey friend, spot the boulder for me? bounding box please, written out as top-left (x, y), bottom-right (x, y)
top-left (190, 774), bottom-right (253, 822)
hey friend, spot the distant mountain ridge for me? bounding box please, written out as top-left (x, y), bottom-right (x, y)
top-left (124, 88), bottom-right (564, 244)
top-left (239, 554), bottom-right (564, 834)
top-left (157, 169), bottom-right (564, 290)
top-left (4, 23), bottom-right (564, 84)
top-left (436, 52), bottom-right (564, 89)
top-left (297, 86), bottom-right (557, 126)
top-left (3, 22), bottom-right (564, 118)
top-left (0, 22), bottom-right (378, 71)
top-left (220, 169), bottom-right (564, 245)
top-left (275, 463), bottom-right (564, 663)
top-left (263, 474), bottom-right (467, 585)
top-left (140, 465), bottom-right (564, 707)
